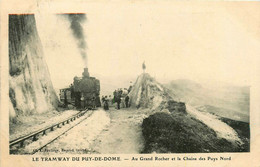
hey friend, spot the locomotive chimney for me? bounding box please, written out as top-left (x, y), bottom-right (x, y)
top-left (82, 68), bottom-right (90, 78)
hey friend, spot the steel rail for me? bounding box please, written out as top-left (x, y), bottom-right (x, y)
top-left (32, 110), bottom-right (95, 154)
top-left (9, 109), bottom-right (89, 148)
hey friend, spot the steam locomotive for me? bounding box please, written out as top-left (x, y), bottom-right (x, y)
top-left (59, 68), bottom-right (101, 109)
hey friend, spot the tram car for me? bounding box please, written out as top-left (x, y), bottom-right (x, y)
top-left (60, 68), bottom-right (101, 109)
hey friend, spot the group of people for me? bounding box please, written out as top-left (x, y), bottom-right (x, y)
top-left (101, 85), bottom-right (132, 111)
top-left (113, 88), bottom-right (130, 110)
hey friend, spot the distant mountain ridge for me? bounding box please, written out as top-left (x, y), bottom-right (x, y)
top-left (165, 79), bottom-right (249, 122)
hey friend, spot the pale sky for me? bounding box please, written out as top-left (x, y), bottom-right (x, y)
top-left (35, 2), bottom-right (260, 90)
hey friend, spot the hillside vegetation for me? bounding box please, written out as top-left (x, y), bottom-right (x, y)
top-left (142, 112), bottom-right (249, 153)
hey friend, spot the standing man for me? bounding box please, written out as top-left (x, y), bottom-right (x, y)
top-left (117, 94), bottom-right (121, 110)
top-left (80, 94), bottom-right (85, 109)
top-left (142, 61), bottom-right (146, 73)
top-left (125, 95), bottom-right (130, 108)
top-left (104, 96), bottom-right (109, 110)
top-left (92, 96), bottom-right (96, 109)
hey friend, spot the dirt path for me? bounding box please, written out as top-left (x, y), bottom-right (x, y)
top-left (90, 108), bottom-right (146, 154)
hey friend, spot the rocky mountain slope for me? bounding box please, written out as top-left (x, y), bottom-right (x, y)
top-left (9, 14), bottom-right (58, 122)
top-left (129, 73), bottom-right (249, 153)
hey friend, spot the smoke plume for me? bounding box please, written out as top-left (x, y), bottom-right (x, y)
top-left (65, 14), bottom-right (87, 67)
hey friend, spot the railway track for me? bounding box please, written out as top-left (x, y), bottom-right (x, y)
top-left (10, 109), bottom-right (95, 154)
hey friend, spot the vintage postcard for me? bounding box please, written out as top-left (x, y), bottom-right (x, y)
top-left (1, 0), bottom-right (260, 167)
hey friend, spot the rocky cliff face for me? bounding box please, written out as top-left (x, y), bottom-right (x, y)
top-left (9, 14), bottom-right (58, 121)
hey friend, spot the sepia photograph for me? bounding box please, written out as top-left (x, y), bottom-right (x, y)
top-left (1, 0), bottom-right (260, 166)
top-left (8, 11), bottom-right (250, 155)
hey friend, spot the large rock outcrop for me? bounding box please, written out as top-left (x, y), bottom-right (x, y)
top-left (9, 14), bottom-right (58, 121)
top-left (129, 73), bottom-right (186, 114)
top-left (129, 73), bottom-right (168, 110)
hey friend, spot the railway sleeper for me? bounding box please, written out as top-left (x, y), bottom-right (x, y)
top-left (20, 141), bottom-right (24, 147)
top-left (32, 134), bottom-right (38, 141)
